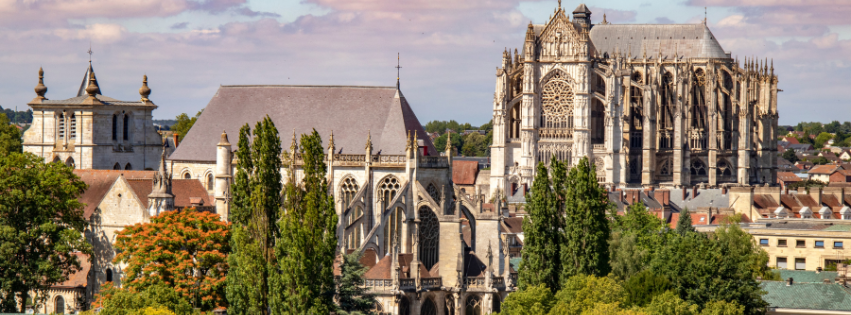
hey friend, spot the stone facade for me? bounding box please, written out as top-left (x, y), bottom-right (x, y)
top-left (23, 63), bottom-right (163, 170)
top-left (490, 4), bottom-right (779, 197)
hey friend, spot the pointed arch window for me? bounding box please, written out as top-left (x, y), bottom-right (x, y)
top-left (184, 173), bottom-right (192, 179)
top-left (70, 114), bottom-right (77, 140)
top-left (418, 206), bottom-right (440, 270)
top-left (341, 177), bottom-right (359, 208)
top-left (348, 206), bottom-right (363, 249)
top-left (123, 114), bottom-right (129, 140)
top-left (377, 176), bottom-right (400, 211)
top-left (692, 68), bottom-right (708, 130)
top-left (57, 113), bottom-right (65, 139)
top-left (421, 298), bottom-right (437, 315)
top-left (113, 163), bottom-right (121, 170)
top-left (398, 296), bottom-right (410, 315)
top-left (207, 173), bottom-right (214, 190)
top-left (383, 207), bottom-right (403, 255)
top-left (54, 296), bottom-right (65, 314)
top-left (125, 163), bottom-right (132, 170)
top-left (465, 295), bottom-right (483, 315)
top-left (540, 71), bottom-right (574, 131)
top-left (66, 157), bottom-right (75, 169)
top-left (690, 159), bottom-right (707, 176)
top-left (112, 114), bottom-right (118, 140)
top-left (426, 183), bottom-right (440, 204)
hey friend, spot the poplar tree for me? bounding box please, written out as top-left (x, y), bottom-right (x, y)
top-left (226, 116), bottom-right (282, 315)
top-left (560, 156), bottom-right (611, 281)
top-left (517, 161), bottom-right (562, 291)
top-left (271, 129), bottom-right (338, 314)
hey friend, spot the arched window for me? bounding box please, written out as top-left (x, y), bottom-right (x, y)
top-left (691, 159), bottom-right (707, 176)
top-left (65, 157), bottom-right (75, 169)
top-left (70, 114), bottom-right (77, 140)
top-left (717, 159), bottom-right (732, 178)
top-left (399, 296), bottom-right (410, 315)
top-left (124, 163), bottom-right (132, 170)
top-left (341, 177), bottom-right (359, 208)
top-left (426, 183), bottom-right (440, 204)
top-left (348, 206), bottom-right (363, 249)
top-left (113, 163), bottom-right (121, 170)
top-left (378, 176), bottom-right (400, 211)
top-left (184, 173), bottom-right (192, 179)
top-left (106, 268), bottom-right (113, 282)
top-left (207, 173), bottom-right (214, 190)
top-left (540, 71), bottom-right (574, 131)
top-left (112, 114), bottom-right (118, 140)
top-left (421, 298), bottom-right (437, 315)
top-left (692, 68), bottom-right (707, 130)
top-left (123, 114), bottom-right (130, 140)
top-left (509, 102), bottom-right (521, 139)
top-left (492, 294), bottom-right (502, 313)
top-left (372, 302), bottom-right (384, 315)
top-left (465, 295), bottom-right (482, 315)
top-left (384, 207), bottom-right (404, 255)
top-left (54, 295), bottom-right (65, 314)
top-left (418, 206), bottom-right (440, 270)
top-left (57, 113), bottom-right (65, 139)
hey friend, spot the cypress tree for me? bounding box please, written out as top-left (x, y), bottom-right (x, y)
top-left (676, 207), bottom-right (697, 235)
top-left (560, 156), bottom-right (611, 281)
top-left (337, 252), bottom-right (377, 315)
top-left (226, 116), bottom-right (282, 315)
top-left (517, 161), bottom-right (562, 291)
top-left (271, 129), bottom-right (338, 314)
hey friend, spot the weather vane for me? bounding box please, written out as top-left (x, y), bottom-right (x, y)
top-left (395, 52), bottom-right (402, 82)
top-left (88, 43), bottom-right (93, 62)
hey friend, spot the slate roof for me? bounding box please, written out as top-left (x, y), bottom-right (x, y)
top-left (169, 85), bottom-right (435, 162)
top-left (453, 160), bottom-right (479, 185)
top-left (774, 270), bottom-right (840, 284)
top-left (39, 94), bottom-right (150, 107)
top-left (589, 23), bottom-right (727, 59)
top-left (502, 217), bottom-right (524, 234)
top-left (761, 281), bottom-right (851, 312)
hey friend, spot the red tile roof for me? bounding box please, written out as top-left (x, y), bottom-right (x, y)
top-left (777, 172), bottom-right (802, 182)
top-left (53, 252), bottom-right (90, 289)
top-left (502, 217), bottom-right (523, 233)
top-left (73, 170), bottom-right (156, 219)
top-left (784, 137), bottom-right (800, 145)
top-left (753, 194), bottom-right (779, 210)
top-left (809, 164), bottom-right (842, 175)
top-left (172, 179), bottom-right (212, 208)
top-left (452, 160), bottom-right (479, 185)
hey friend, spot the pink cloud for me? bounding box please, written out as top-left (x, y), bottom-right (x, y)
top-left (588, 6), bottom-right (636, 23)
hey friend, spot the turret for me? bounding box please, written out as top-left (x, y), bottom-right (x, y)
top-left (572, 4), bottom-right (592, 31)
top-left (148, 141), bottom-right (174, 217)
top-left (215, 130), bottom-right (232, 221)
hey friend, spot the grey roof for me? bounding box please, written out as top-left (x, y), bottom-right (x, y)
top-left (667, 188), bottom-right (729, 212)
top-left (573, 4), bottom-right (590, 14)
top-left (589, 23), bottom-right (728, 59)
top-left (40, 94), bottom-right (148, 106)
top-left (761, 281), bottom-right (851, 311)
top-left (169, 85), bottom-right (436, 162)
top-left (77, 62), bottom-right (101, 97)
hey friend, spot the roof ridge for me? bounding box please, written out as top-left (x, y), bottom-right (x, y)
top-left (220, 85), bottom-right (396, 89)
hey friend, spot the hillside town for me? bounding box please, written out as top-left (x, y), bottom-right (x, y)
top-left (1, 1), bottom-right (850, 315)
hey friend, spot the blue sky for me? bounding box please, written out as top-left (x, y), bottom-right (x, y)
top-left (1, 0), bottom-right (849, 126)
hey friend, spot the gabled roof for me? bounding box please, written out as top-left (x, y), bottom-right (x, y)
top-left (784, 136), bottom-right (800, 145)
top-left (169, 85), bottom-right (435, 162)
top-left (809, 164), bottom-right (842, 175)
top-left (126, 178), bottom-right (211, 209)
top-left (73, 170), bottom-right (156, 219)
top-left (777, 172), bottom-right (802, 182)
top-left (453, 160), bottom-right (479, 185)
top-left (52, 252), bottom-right (90, 289)
top-left (589, 23), bottom-right (727, 59)
top-left (502, 217), bottom-right (524, 233)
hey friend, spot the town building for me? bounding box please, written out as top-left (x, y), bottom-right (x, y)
top-left (22, 62), bottom-right (164, 170)
top-left (750, 220), bottom-right (851, 272)
top-left (489, 4), bottom-right (779, 197)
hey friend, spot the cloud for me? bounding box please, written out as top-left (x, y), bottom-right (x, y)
top-left (52, 23), bottom-right (126, 42)
top-left (589, 6), bottom-right (637, 23)
top-left (171, 22), bottom-right (189, 30)
top-left (654, 17), bottom-right (675, 24)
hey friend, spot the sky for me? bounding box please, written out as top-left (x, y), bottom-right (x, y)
top-left (0, 0), bottom-right (849, 126)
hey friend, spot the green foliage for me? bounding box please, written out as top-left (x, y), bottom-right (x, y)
top-left (810, 156), bottom-right (830, 165)
top-left (788, 179), bottom-right (826, 190)
top-left (496, 284), bottom-right (556, 315)
top-left (517, 162), bottom-right (562, 291)
top-left (676, 207), bottom-right (697, 236)
top-left (0, 152), bottom-right (91, 312)
top-left (461, 132), bottom-right (489, 157)
top-left (644, 291), bottom-right (699, 315)
top-left (608, 232), bottom-right (648, 281)
top-left (226, 117), bottom-right (282, 315)
top-left (271, 129), bottom-right (338, 314)
top-left (427, 119), bottom-right (492, 156)
top-left (700, 300), bottom-right (745, 315)
top-left (0, 113), bottom-right (22, 155)
top-left (0, 107), bottom-right (33, 124)
top-left (649, 225), bottom-right (768, 315)
top-left (423, 120), bottom-right (473, 133)
top-left (171, 110), bottom-right (202, 141)
top-left (549, 274), bottom-right (625, 315)
top-left (815, 132), bottom-right (834, 148)
top-left (561, 156), bottom-right (611, 280)
top-left (433, 133), bottom-right (462, 154)
top-left (95, 284), bottom-right (196, 315)
top-left (623, 270), bottom-right (671, 308)
top-left (608, 202), bottom-right (665, 280)
top-left (337, 252), bottom-right (376, 314)
top-left (781, 149), bottom-right (798, 163)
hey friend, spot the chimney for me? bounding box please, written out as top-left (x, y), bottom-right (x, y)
top-left (722, 187), bottom-right (727, 195)
top-left (682, 187), bottom-right (687, 200)
top-left (692, 186), bottom-right (698, 199)
top-left (786, 277), bottom-right (793, 286)
top-left (173, 133), bottom-right (180, 148)
top-left (817, 267), bottom-right (823, 274)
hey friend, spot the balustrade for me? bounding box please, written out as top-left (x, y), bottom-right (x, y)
top-left (333, 154), bottom-right (366, 166)
top-left (421, 277), bottom-right (442, 289)
top-left (419, 156), bottom-right (449, 168)
top-left (375, 155), bottom-right (406, 166)
top-left (538, 128), bottom-right (573, 140)
top-left (465, 277), bottom-right (485, 288)
top-left (400, 279), bottom-right (415, 289)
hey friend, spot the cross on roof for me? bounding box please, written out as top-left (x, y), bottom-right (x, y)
top-left (395, 52), bottom-right (402, 81)
top-left (87, 44), bottom-right (93, 62)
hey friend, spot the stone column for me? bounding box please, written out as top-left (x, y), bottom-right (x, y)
top-left (641, 85), bottom-right (656, 185)
top-left (215, 131), bottom-right (232, 221)
top-left (519, 61), bottom-right (536, 185)
top-left (673, 67), bottom-right (685, 186)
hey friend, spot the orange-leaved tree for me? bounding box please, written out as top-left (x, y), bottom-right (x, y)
top-left (114, 208), bottom-right (230, 311)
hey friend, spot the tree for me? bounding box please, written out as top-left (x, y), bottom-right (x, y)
top-left (676, 207), bottom-right (697, 235)
top-left (781, 149), bottom-right (798, 164)
top-left (608, 232), bottom-right (648, 281)
top-left (0, 113), bottom-right (22, 155)
top-left (644, 291), bottom-right (699, 315)
top-left (517, 162), bottom-right (562, 291)
top-left (561, 156), bottom-right (611, 280)
top-left (0, 152), bottom-right (91, 312)
top-left (810, 156), bottom-right (830, 165)
top-left (171, 110), bottom-right (202, 141)
top-left (700, 300), bottom-right (745, 315)
top-left (623, 270), bottom-right (671, 308)
top-left (433, 132), bottom-right (462, 155)
top-left (549, 274), bottom-right (625, 315)
top-left (497, 284), bottom-right (556, 315)
top-left (462, 132), bottom-right (486, 156)
top-left (113, 208), bottom-right (230, 311)
top-left (92, 283), bottom-right (195, 315)
top-left (337, 252), bottom-right (376, 315)
top-left (814, 132), bottom-right (833, 148)
top-left (271, 129), bottom-right (338, 314)
top-left (226, 117), bottom-right (282, 315)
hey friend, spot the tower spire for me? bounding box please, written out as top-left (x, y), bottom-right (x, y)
top-left (395, 52), bottom-right (402, 89)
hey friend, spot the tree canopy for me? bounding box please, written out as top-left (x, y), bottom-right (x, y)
top-left (0, 152), bottom-right (91, 312)
top-left (336, 252), bottom-right (376, 315)
top-left (0, 113), bottom-right (22, 155)
top-left (114, 208), bottom-right (230, 311)
top-left (170, 110), bottom-right (203, 141)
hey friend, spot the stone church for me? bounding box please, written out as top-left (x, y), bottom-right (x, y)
top-left (490, 3), bottom-right (779, 198)
top-left (170, 83), bottom-right (515, 314)
top-left (23, 62), bottom-right (163, 170)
